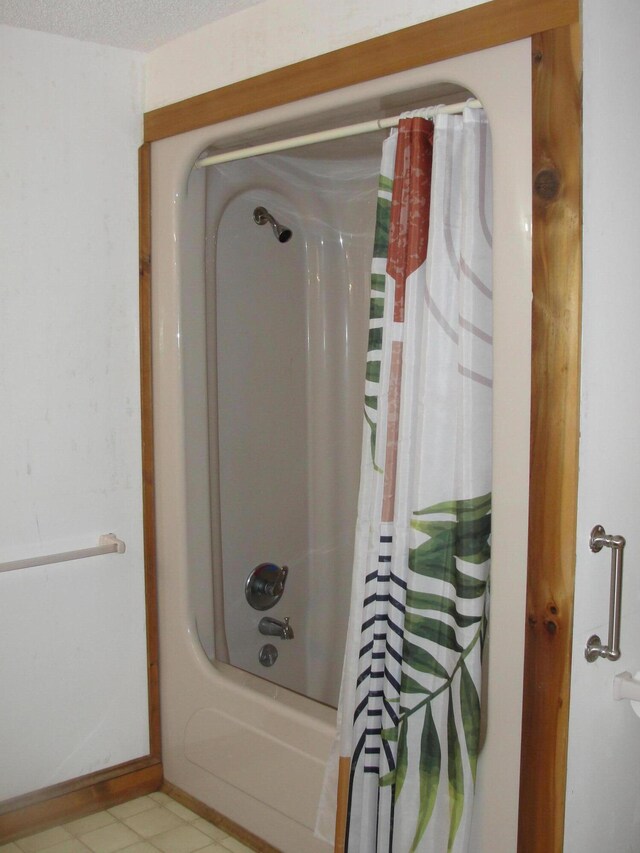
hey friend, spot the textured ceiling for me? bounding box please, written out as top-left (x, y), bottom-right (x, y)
top-left (0, 0), bottom-right (269, 51)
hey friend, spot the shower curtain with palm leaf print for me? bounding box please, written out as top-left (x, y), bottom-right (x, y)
top-left (337, 105), bottom-right (493, 853)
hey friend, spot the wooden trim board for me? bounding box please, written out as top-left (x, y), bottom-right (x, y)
top-left (518, 23), bottom-right (582, 853)
top-left (0, 758), bottom-right (162, 843)
top-left (334, 756), bottom-right (350, 852)
top-left (144, 0), bottom-right (579, 142)
top-left (139, 142), bottom-right (162, 761)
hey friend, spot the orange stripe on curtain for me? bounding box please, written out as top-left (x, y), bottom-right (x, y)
top-left (387, 117), bottom-right (433, 323)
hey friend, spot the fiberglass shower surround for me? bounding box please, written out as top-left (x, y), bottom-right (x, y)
top-left (202, 141), bottom-right (383, 707)
top-left (152, 38), bottom-right (532, 853)
top-left (200, 100), bottom-right (489, 712)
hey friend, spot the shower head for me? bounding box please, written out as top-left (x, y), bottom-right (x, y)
top-left (253, 206), bottom-right (293, 243)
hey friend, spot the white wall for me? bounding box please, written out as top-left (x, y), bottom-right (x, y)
top-left (145, 0), bottom-right (485, 109)
top-left (0, 26), bottom-right (147, 800)
top-left (564, 2), bottom-right (640, 850)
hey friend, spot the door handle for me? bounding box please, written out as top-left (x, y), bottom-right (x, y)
top-left (585, 525), bottom-right (626, 663)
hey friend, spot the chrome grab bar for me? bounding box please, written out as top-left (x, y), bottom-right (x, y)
top-left (585, 524), bottom-right (626, 663)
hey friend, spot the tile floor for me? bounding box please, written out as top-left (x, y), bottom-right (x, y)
top-left (0, 792), bottom-right (255, 853)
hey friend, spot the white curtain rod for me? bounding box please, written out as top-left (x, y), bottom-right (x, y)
top-left (195, 99), bottom-right (482, 169)
top-left (0, 533), bottom-right (126, 574)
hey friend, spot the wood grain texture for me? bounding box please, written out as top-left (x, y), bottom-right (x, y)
top-left (0, 758), bottom-right (162, 843)
top-left (161, 781), bottom-right (280, 853)
top-left (139, 142), bottom-right (162, 761)
top-left (518, 24), bottom-right (582, 853)
top-left (334, 756), bottom-right (350, 852)
top-left (144, 0), bottom-right (578, 142)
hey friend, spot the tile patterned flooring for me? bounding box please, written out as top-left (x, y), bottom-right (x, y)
top-left (0, 792), bottom-right (255, 853)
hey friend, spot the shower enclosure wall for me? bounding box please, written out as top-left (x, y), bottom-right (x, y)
top-left (202, 145), bottom-right (382, 706)
top-left (152, 39), bottom-right (532, 853)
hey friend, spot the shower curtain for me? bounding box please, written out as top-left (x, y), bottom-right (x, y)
top-left (335, 105), bottom-right (493, 853)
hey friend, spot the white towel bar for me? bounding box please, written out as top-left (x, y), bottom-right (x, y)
top-left (0, 534), bottom-right (126, 574)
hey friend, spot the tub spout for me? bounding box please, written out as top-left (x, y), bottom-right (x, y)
top-left (259, 616), bottom-right (294, 640)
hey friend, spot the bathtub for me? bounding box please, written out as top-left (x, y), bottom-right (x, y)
top-left (151, 38), bottom-right (531, 852)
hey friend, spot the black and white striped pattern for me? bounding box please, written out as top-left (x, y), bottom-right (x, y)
top-left (346, 527), bottom-right (407, 851)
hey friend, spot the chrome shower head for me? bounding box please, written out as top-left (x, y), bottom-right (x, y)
top-left (253, 206), bottom-right (292, 243)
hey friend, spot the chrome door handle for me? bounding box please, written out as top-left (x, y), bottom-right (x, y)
top-left (585, 524), bottom-right (626, 663)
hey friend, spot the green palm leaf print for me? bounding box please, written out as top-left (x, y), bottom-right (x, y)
top-left (388, 492), bottom-right (491, 850)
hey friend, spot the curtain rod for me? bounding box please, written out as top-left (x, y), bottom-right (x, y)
top-left (195, 99), bottom-right (482, 169)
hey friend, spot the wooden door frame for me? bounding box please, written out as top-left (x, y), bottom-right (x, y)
top-left (140, 1), bottom-right (581, 851)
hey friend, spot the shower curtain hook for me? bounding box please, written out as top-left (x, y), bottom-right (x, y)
top-left (427, 103), bottom-right (446, 121)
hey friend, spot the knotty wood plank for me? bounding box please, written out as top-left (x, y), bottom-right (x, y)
top-left (518, 23), bottom-right (582, 853)
top-left (144, 0), bottom-right (578, 142)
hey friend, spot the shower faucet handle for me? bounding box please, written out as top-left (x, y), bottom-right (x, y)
top-left (245, 563), bottom-right (289, 610)
top-left (262, 566), bottom-right (288, 597)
